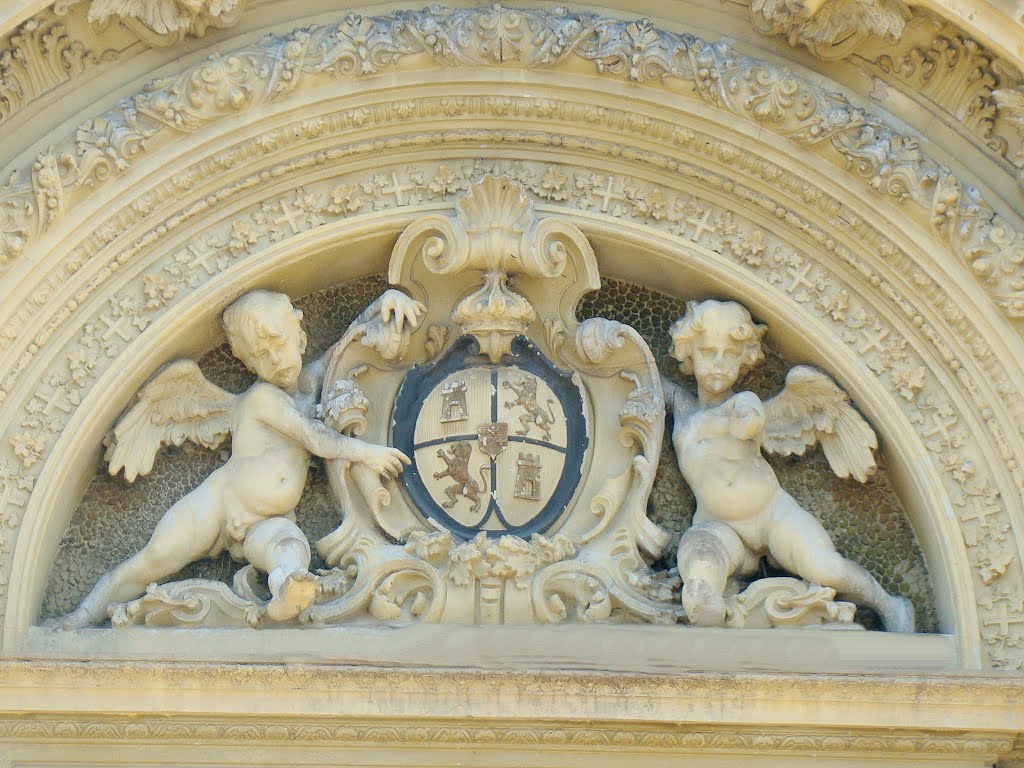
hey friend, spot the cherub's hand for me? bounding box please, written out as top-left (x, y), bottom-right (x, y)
top-left (728, 393), bottom-right (765, 441)
top-left (351, 441), bottom-right (411, 478)
top-left (378, 290), bottom-right (426, 334)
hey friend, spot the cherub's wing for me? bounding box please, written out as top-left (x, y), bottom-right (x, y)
top-left (761, 365), bottom-right (878, 482)
top-left (105, 359), bottom-right (236, 482)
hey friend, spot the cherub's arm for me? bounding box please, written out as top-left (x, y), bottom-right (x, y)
top-left (254, 387), bottom-right (409, 477)
top-left (661, 375), bottom-right (697, 417)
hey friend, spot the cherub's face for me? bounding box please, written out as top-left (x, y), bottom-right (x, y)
top-left (689, 327), bottom-right (744, 395)
top-left (236, 310), bottom-right (305, 388)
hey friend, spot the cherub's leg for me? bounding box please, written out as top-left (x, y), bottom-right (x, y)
top-left (767, 493), bottom-right (915, 632)
top-left (243, 517), bottom-right (318, 622)
top-left (60, 483), bottom-right (223, 628)
top-left (678, 519), bottom-right (754, 627)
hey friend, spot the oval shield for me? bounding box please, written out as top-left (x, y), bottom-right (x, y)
top-left (392, 336), bottom-right (588, 539)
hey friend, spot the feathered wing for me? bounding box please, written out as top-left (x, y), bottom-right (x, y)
top-left (761, 365), bottom-right (878, 482)
top-left (105, 359), bottom-right (236, 482)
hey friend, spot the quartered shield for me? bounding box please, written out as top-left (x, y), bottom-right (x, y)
top-left (392, 336), bottom-right (588, 539)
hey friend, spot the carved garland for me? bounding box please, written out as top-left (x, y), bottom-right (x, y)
top-left (0, 6), bottom-right (1024, 323)
top-left (0, 147), bottom-right (1019, 663)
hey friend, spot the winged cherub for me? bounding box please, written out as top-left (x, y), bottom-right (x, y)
top-left (661, 299), bottom-right (914, 632)
top-left (60, 289), bottom-right (422, 629)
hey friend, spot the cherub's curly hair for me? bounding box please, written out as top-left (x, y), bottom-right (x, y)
top-left (668, 299), bottom-right (766, 376)
top-left (223, 289), bottom-right (307, 359)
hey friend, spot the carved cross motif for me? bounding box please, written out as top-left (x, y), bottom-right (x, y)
top-left (35, 384), bottom-right (74, 415)
top-left (922, 413), bottom-right (958, 442)
top-left (273, 200), bottom-right (302, 235)
top-left (179, 242), bottom-right (218, 275)
top-left (685, 208), bottom-right (716, 242)
top-left (97, 311), bottom-right (134, 342)
top-left (961, 503), bottom-right (1002, 529)
top-left (984, 603), bottom-right (1024, 636)
top-left (855, 326), bottom-right (890, 355)
top-left (380, 172), bottom-right (415, 206)
top-left (785, 262), bottom-right (816, 295)
top-left (0, 481), bottom-right (26, 522)
top-left (596, 175), bottom-right (629, 213)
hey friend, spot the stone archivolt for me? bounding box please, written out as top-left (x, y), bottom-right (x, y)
top-left (0, 0), bottom-right (1015, 663)
top-left (0, 4), bottom-right (1021, 320)
top-left (0, 3), bottom-right (1022, 762)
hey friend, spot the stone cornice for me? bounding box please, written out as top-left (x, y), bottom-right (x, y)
top-left (2, 660), bottom-right (1024, 732)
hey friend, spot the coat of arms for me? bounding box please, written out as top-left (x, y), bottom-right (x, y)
top-left (393, 336), bottom-right (587, 538)
top-left (306, 174), bottom-right (673, 625)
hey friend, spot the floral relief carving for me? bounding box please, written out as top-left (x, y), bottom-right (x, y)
top-left (0, 5), bottom-right (1022, 328)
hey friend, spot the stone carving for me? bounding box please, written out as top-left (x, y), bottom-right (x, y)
top-left (876, 28), bottom-right (1001, 152)
top-left (724, 578), bottom-right (857, 629)
top-left (87, 0), bottom-right (247, 47)
top-left (59, 289), bottom-right (413, 628)
top-left (0, 12), bottom-right (116, 123)
top-left (440, 380), bottom-right (469, 423)
top-left (504, 375), bottom-right (556, 441)
top-left (751, 0), bottom-right (912, 59)
top-left (2, 4), bottom-right (1024, 325)
top-left (433, 442), bottom-right (488, 514)
top-left (513, 452), bottom-right (542, 501)
top-left (663, 299), bottom-right (914, 632)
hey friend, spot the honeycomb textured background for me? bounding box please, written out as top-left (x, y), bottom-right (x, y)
top-left (43, 275), bottom-right (937, 632)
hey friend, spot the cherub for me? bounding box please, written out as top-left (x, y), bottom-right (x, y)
top-left (661, 299), bottom-right (914, 632)
top-left (60, 288), bottom-right (423, 629)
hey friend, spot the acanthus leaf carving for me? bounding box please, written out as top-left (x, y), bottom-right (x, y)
top-left (0, 12), bottom-right (117, 124)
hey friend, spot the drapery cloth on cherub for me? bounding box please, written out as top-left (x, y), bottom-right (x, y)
top-left (59, 288), bottom-right (423, 628)
top-left (662, 299), bottom-right (915, 632)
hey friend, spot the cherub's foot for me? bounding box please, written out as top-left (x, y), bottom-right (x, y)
top-left (682, 580), bottom-right (728, 627)
top-left (881, 595), bottom-right (915, 633)
top-left (51, 607), bottom-right (94, 630)
top-left (266, 571), bottom-right (319, 622)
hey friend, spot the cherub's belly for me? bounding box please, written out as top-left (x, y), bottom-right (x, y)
top-left (682, 451), bottom-right (778, 522)
top-left (225, 454), bottom-right (309, 516)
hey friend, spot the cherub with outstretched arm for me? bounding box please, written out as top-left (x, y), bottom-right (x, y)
top-left (662, 299), bottom-right (914, 632)
top-left (60, 289), bottom-right (424, 629)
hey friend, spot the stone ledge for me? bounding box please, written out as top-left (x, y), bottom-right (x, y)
top-left (17, 623), bottom-right (955, 675)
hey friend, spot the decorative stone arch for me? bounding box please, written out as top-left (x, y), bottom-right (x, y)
top-left (2, 3), bottom-right (1024, 764)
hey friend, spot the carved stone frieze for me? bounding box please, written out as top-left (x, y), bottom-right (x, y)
top-left (0, 5), bottom-right (1023, 326)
